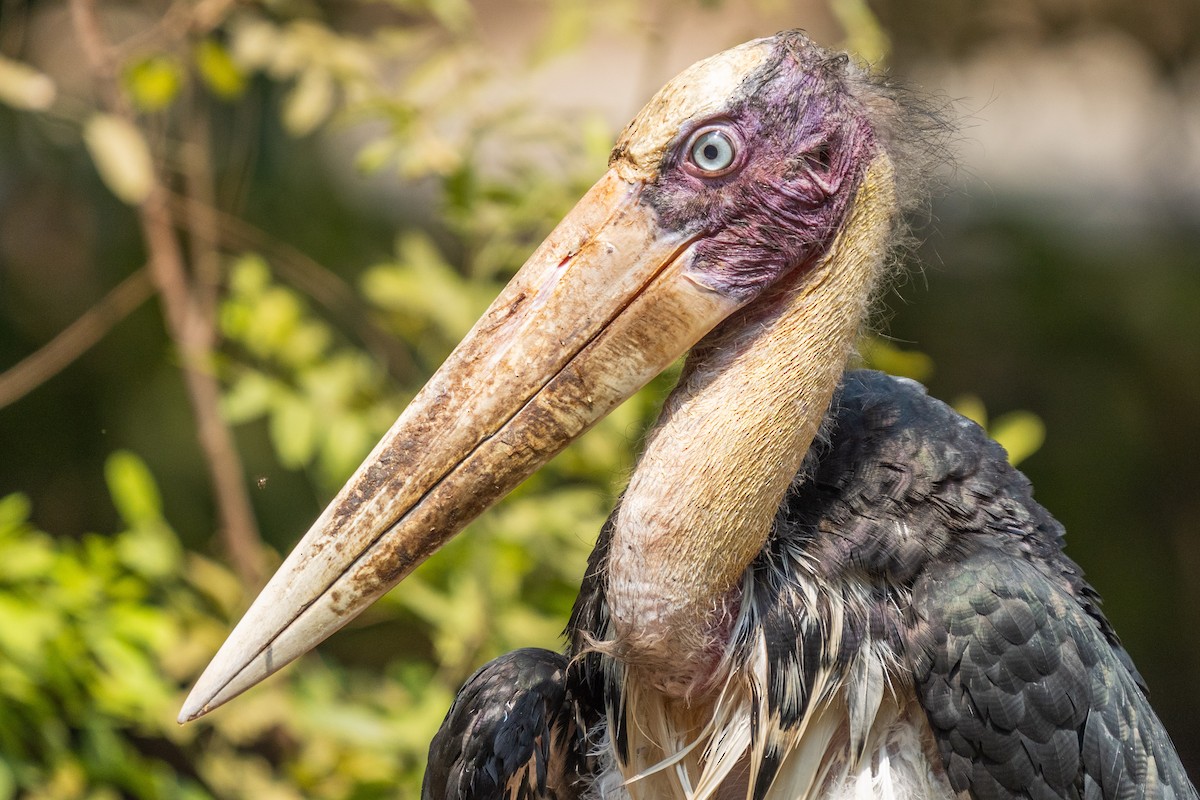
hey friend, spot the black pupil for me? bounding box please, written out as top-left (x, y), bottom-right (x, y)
top-left (703, 143), bottom-right (720, 161)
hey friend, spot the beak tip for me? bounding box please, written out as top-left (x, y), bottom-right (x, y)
top-left (178, 689), bottom-right (212, 724)
top-left (179, 661), bottom-right (237, 724)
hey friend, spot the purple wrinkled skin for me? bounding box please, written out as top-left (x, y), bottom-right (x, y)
top-left (641, 34), bottom-right (879, 303)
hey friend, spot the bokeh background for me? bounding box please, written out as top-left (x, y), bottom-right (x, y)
top-left (0, 0), bottom-right (1197, 796)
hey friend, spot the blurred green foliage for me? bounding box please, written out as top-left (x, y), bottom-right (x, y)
top-left (0, 451), bottom-right (459, 799)
top-left (0, 0), bottom-right (1054, 795)
top-left (0, 0), bottom-right (675, 794)
top-left (220, 253), bottom-right (403, 484)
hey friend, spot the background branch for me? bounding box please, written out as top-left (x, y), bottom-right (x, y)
top-left (168, 192), bottom-right (416, 378)
top-left (69, 0), bottom-right (264, 588)
top-left (0, 269), bottom-right (154, 410)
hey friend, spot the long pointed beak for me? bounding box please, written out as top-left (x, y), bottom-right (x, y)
top-left (178, 169), bottom-right (742, 722)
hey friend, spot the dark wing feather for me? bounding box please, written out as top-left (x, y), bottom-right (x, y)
top-left (912, 547), bottom-right (1197, 800)
top-left (785, 372), bottom-right (1196, 800)
top-left (423, 648), bottom-right (594, 800)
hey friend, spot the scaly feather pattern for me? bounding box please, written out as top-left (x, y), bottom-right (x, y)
top-left (557, 370), bottom-right (1194, 799)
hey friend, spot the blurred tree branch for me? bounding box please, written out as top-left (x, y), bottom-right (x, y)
top-left (114, 0), bottom-right (237, 58)
top-left (0, 268), bottom-right (154, 410)
top-left (69, 0), bottom-right (265, 588)
top-left (167, 193), bottom-right (417, 378)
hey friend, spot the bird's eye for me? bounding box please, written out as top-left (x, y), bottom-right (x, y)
top-left (686, 127), bottom-right (739, 176)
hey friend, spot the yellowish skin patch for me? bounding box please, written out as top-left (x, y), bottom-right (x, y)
top-left (613, 38), bottom-right (774, 180)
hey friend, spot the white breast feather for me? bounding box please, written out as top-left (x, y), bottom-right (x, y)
top-left (582, 631), bottom-right (956, 800)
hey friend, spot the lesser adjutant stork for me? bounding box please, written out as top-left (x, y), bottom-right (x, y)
top-left (180, 32), bottom-right (1197, 800)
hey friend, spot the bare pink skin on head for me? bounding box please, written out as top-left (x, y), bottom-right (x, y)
top-left (639, 43), bottom-right (879, 302)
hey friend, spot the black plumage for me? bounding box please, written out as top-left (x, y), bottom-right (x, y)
top-left (428, 370), bottom-right (1196, 799)
top-left (422, 648), bottom-right (594, 800)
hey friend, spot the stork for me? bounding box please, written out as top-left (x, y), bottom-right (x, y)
top-left (180, 32), bottom-right (1197, 800)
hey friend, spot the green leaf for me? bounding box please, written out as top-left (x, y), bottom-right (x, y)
top-left (355, 137), bottom-right (397, 174)
top-left (425, 0), bottom-right (474, 34)
top-left (83, 114), bottom-right (154, 205)
top-left (104, 451), bottom-right (163, 527)
top-left (278, 320), bottom-right (331, 367)
top-left (991, 410), bottom-right (1046, 467)
top-left (184, 553), bottom-right (244, 618)
top-left (832, 0), bottom-right (891, 64)
top-left (124, 56), bottom-right (182, 112)
top-left (89, 634), bottom-right (173, 718)
top-left (229, 17), bottom-right (280, 72)
top-left (229, 253), bottom-right (271, 296)
top-left (0, 56), bottom-right (55, 110)
top-left (860, 337), bottom-right (934, 382)
top-left (0, 493), bottom-right (31, 535)
top-left (530, 1), bottom-right (589, 64)
top-left (951, 397), bottom-right (1045, 466)
top-left (107, 604), bottom-right (174, 654)
top-left (245, 287), bottom-right (305, 358)
top-left (115, 523), bottom-right (181, 580)
top-left (952, 393), bottom-right (988, 428)
top-left (318, 414), bottom-right (373, 483)
top-left (270, 393), bottom-right (318, 468)
top-left (361, 232), bottom-right (489, 338)
top-left (0, 534), bottom-right (54, 582)
top-left (0, 758), bottom-right (15, 800)
top-left (221, 370), bottom-right (278, 425)
top-left (282, 67), bottom-right (335, 136)
top-left (195, 39), bottom-right (247, 99)
top-left (0, 595), bottom-right (60, 667)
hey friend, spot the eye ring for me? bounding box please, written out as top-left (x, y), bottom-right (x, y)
top-left (684, 124), bottom-right (743, 178)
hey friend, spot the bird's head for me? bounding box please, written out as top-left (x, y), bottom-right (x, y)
top-left (611, 34), bottom-right (883, 302)
top-left (180, 31), bottom-right (929, 721)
